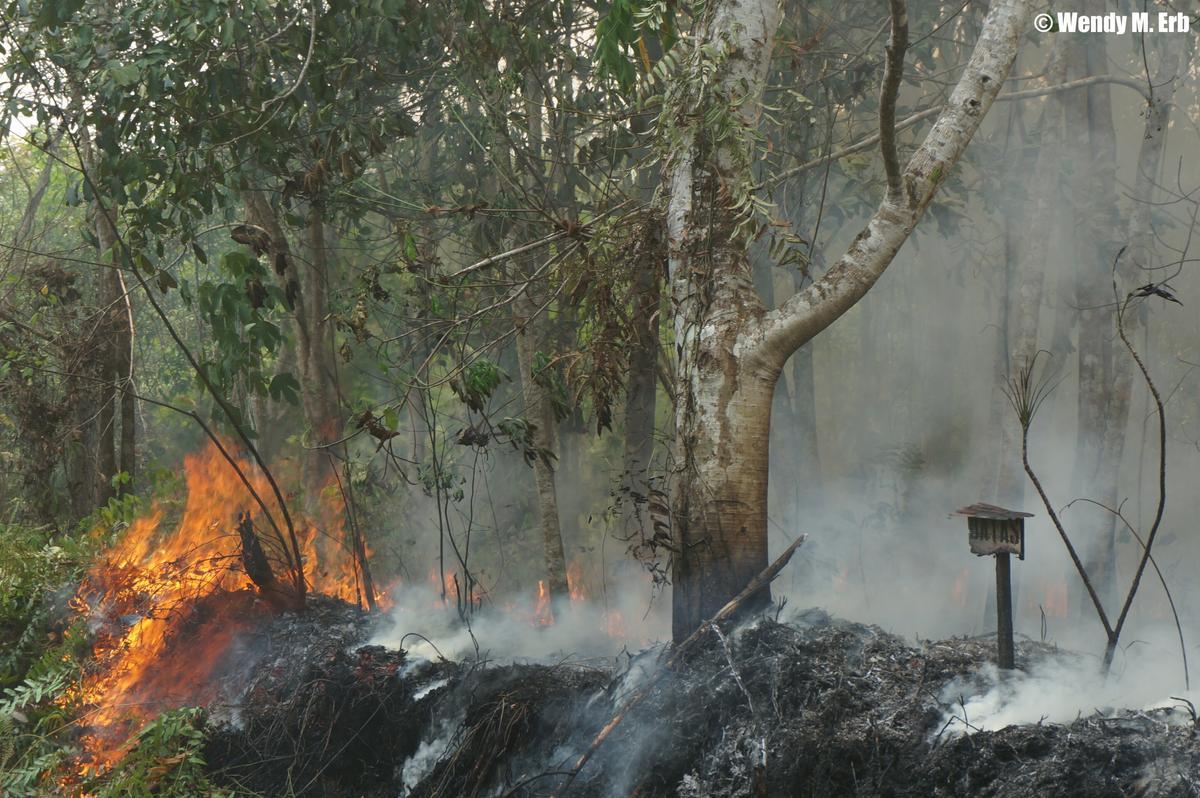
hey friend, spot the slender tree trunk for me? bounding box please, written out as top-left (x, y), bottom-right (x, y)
top-left (116, 271), bottom-right (135, 495)
top-left (621, 224), bottom-right (662, 524)
top-left (517, 73), bottom-right (571, 608)
top-left (244, 192), bottom-right (342, 494)
top-left (1101, 40), bottom-right (1179, 581)
top-left (94, 202), bottom-right (121, 505)
top-left (515, 291), bottom-right (571, 608)
top-left (993, 43), bottom-right (1067, 506)
top-left (301, 207), bottom-right (343, 479)
top-left (1064, 25), bottom-right (1122, 615)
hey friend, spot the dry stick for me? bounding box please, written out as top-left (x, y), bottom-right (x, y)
top-left (1022, 426), bottom-right (1115, 640)
top-left (1069, 497), bottom-right (1188, 689)
top-left (1106, 289), bottom-right (1169, 672)
top-left (549, 535), bottom-right (807, 798)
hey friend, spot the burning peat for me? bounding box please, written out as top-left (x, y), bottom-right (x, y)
top-left (65, 442), bottom-right (386, 777)
top-left (56, 444), bottom-right (1200, 796)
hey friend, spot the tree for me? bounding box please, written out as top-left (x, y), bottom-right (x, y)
top-left (662, 0), bottom-right (1034, 640)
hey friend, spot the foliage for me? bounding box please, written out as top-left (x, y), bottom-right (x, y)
top-left (0, 645), bottom-right (76, 797)
top-left (0, 516), bottom-right (93, 685)
top-left (85, 708), bottom-right (235, 798)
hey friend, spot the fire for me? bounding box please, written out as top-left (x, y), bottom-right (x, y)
top-left (567, 559), bottom-right (586, 602)
top-left (1041, 579), bottom-right (1068, 618)
top-left (69, 441), bottom-right (633, 775)
top-left (951, 568), bottom-right (970, 608)
top-left (71, 442), bottom-right (384, 772)
top-left (301, 477), bottom-right (391, 609)
top-left (832, 564), bottom-right (850, 592)
top-left (534, 580), bottom-right (553, 625)
top-left (603, 608), bottom-right (627, 639)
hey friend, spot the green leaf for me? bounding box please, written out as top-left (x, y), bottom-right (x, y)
top-left (107, 62), bottom-right (140, 87)
top-left (268, 372), bottom-right (300, 404)
top-left (155, 269), bottom-right (179, 293)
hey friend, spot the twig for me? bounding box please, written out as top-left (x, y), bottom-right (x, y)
top-left (711, 622), bottom-right (755, 716)
top-left (258, 0), bottom-right (317, 113)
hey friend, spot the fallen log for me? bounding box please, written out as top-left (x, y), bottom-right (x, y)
top-left (548, 534), bottom-right (807, 797)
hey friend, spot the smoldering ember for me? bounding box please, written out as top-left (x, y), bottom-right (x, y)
top-left (3, 1), bottom-right (1200, 796)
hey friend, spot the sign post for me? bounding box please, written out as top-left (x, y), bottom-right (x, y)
top-left (952, 503), bottom-right (1033, 670)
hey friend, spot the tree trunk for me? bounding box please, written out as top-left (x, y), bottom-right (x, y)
top-left (515, 292), bottom-right (571, 609)
top-left (243, 192), bottom-right (342, 495)
top-left (94, 201), bottom-right (121, 506)
top-left (992, 42), bottom-right (1067, 506)
top-left (1100, 39), bottom-right (1179, 589)
top-left (1064, 26), bottom-right (1122, 615)
top-left (621, 224), bottom-right (662, 527)
top-left (666, 0), bottom-right (1033, 641)
top-left (670, 330), bottom-right (778, 641)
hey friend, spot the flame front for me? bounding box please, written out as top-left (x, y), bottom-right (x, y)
top-left (72, 443), bottom-right (381, 772)
top-left (70, 442), bottom-right (635, 775)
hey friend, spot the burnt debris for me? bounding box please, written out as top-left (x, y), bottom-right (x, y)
top-left (192, 606), bottom-right (1200, 797)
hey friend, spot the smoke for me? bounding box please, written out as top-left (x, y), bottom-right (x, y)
top-left (356, 20), bottom-right (1200, 739)
top-left (400, 713), bottom-right (460, 792)
top-left (367, 578), bottom-right (667, 663)
top-left (934, 626), bottom-right (1197, 735)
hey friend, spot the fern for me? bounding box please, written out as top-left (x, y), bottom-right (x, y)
top-left (0, 669), bottom-right (70, 718)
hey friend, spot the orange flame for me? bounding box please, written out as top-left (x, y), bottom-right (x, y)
top-left (567, 560), bottom-right (586, 603)
top-left (71, 442), bottom-right (383, 771)
top-left (1041, 579), bottom-right (1068, 618)
top-left (951, 568), bottom-right (970, 608)
top-left (533, 580), bottom-right (553, 626)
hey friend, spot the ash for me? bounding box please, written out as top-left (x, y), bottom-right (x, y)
top-left (198, 603), bottom-right (1200, 797)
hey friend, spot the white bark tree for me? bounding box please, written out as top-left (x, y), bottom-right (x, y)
top-left (664, 0), bottom-right (1035, 640)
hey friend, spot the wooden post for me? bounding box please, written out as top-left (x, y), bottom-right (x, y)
top-left (995, 552), bottom-right (1014, 669)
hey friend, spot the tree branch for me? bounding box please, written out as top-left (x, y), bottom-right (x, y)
top-left (771, 74), bottom-right (1148, 189)
top-left (749, 0), bottom-right (1034, 366)
top-left (879, 0), bottom-right (909, 202)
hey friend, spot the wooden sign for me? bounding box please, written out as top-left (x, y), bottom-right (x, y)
top-left (968, 516), bottom-right (1025, 559)
top-left (952, 503), bottom-right (1033, 671)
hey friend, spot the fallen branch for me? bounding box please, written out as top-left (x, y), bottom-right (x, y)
top-left (549, 535), bottom-right (806, 797)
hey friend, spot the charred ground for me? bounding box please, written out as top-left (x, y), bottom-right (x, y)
top-left (182, 602), bottom-right (1200, 797)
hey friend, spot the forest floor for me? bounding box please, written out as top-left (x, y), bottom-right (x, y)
top-left (195, 599), bottom-right (1200, 797)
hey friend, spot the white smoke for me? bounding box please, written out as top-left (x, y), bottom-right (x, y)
top-left (366, 580), bottom-right (667, 663)
top-left (935, 629), bottom-right (1198, 735)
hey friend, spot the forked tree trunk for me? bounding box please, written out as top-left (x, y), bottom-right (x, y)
top-left (666, 0), bottom-right (1033, 641)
